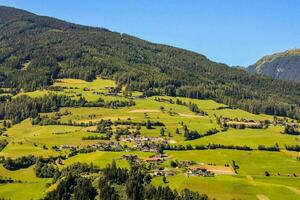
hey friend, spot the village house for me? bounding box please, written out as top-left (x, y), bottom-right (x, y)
top-left (144, 157), bottom-right (164, 163)
top-left (92, 91), bottom-right (104, 95)
top-left (140, 146), bottom-right (159, 153)
top-left (58, 145), bottom-right (77, 151)
top-left (150, 153), bottom-right (168, 159)
top-left (104, 86), bottom-right (114, 90)
top-left (175, 160), bottom-right (196, 168)
top-left (151, 170), bottom-right (175, 177)
top-left (128, 95), bottom-right (145, 99)
top-left (83, 87), bottom-right (93, 91)
top-left (122, 154), bottom-right (139, 161)
top-left (89, 142), bottom-right (123, 151)
top-left (186, 166), bottom-right (214, 177)
top-left (121, 135), bottom-right (167, 147)
top-left (110, 142), bottom-right (123, 150)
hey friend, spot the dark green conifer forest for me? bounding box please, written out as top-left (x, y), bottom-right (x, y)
top-left (0, 5), bottom-right (299, 120)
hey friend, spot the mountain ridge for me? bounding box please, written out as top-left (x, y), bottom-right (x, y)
top-left (0, 5), bottom-right (300, 118)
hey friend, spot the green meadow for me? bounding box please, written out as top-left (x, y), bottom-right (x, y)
top-left (62, 151), bottom-right (153, 169)
top-left (0, 77), bottom-right (300, 200)
top-left (165, 150), bottom-right (300, 176)
top-left (152, 174), bottom-right (300, 200)
top-left (182, 126), bottom-right (300, 148)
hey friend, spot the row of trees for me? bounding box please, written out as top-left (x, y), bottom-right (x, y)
top-left (160, 143), bottom-right (300, 152)
top-left (82, 135), bottom-right (110, 140)
top-left (183, 126), bottom-right (219, 141)
top-left (258, 144), bottom-right (280, 152)
top-left (0, 94), bottom-right (135, 124)
top-left (284, 125), bottom-right (300, 135)
top-left (2, 155), bottom-right (36, 170)
top-left (285, 145), bottom-right (300, 152)
top-left (159, 143), bottom-right (253, 151)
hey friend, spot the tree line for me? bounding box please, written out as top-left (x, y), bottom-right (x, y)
top-left (183, 125), bottom-right (219, 141)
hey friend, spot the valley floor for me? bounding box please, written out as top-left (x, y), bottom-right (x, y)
top-left (0, 78), bottom-right (300, 200)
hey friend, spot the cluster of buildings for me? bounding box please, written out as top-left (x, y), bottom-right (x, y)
top-left (122, 153), bottom-right (175, 177)
top-left (151, 169), bottom-right (175, 177)
top-left (121, 135), bottom-right (165, 143)
top-left (186, 166), bottom-right (215, 177)
top-left (120, 135), bottom-right (168, 152)
top-left (89, 142), bottom-right (123, 151)
top-left (54, 145), bottom-right (77, 151)
top-left (122, 153), bottom-right (168, 164)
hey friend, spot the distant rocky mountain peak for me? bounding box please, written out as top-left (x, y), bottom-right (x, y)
top-left (247, 49), bottom-right (300, 81)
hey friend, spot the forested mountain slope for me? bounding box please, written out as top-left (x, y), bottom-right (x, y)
top-left (248, 49), bottom-right (300, 81)
top-left (0, 6), bottom-right (300, 118)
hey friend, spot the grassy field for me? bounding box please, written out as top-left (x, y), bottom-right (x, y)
top-left (0, 166), bottom-right (52, 200)
top-left (152, 174), bottom-right (300, 200)
top-left (15, 90), bottom-right (49, 98)
top-left (165, 150), bottom-right (300, 176)
top-left (1, 77), bottom-right (300, 200)
top-left (182, 125), bottom-right (300, 148)
top-left (62, 151), bottom-right (153, 169)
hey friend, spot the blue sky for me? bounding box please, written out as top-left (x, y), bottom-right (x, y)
top-left (0, 0), bottom-right (299, 66)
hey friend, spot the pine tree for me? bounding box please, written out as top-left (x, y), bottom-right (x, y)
top-left (160, 128), bottom-right (165, 136)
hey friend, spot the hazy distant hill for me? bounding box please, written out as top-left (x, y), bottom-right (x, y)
top-left (0, 6), bottom-right (300, 118)
top-left (247, 49), bottom-right (300, 81)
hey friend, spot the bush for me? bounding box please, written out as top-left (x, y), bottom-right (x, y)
top-left (265, 171), bottom-right (270, 176)
top-left (3, 155), bottom-right (36, 170)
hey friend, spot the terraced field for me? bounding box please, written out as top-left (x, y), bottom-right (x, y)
top-left (0, 78), bottom-right (300, 200)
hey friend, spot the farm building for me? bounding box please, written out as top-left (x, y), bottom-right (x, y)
top-left (187, 166), bottom-right (214, 177)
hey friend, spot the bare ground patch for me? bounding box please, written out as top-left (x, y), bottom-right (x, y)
top-left (179, 113), bottom-right (203, 118)
top-left (205, 165), bottom-right (235, 175)
top-left (190, 164), bottom-right (235, 175)
top-left (128, 109), bottom-right (161, 113)
top-left (256, 194), bottom-right (270, 200)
